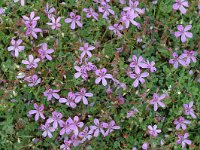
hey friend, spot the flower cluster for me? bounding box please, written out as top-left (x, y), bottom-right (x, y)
top-left (28, 105), bottom-right (120, 149)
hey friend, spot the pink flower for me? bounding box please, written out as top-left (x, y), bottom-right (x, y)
top-left (65, 12), bottom-right (82, 30)
top-left (60, 140), bottom-right (72, 150)
top-left (142, 142), bottom-right (149, 150)
top-left (98, 2), bottom-right (115, 19)
top-left (129, 69), bottom-right (149, 87)
top-left (46, 111), bottom-right (64, 129)
top-left (28, 103), bottom-right (45, 121)
top-left (41, 123), bottom-right (55, 138)
top-left (79, 43), bottom-right (95, 59)
top-left (174, 25), bottom-right (193, 43)
top-left (176, 133), bottom-right (192, 148)
top-left (174, 116), bottom-right (191, 130)
top-left (121, 11), bottom-right (140, 28)
top-left (149, 93), bottom-right (166, 111)
top-left (129, 55), bottom-right (147, 72)
top-left (22, 12), bottom-right (40, 26)
top-left (44, 3), bottom-right (56, 19)
top-left (109, 23), bottom-right (123, 38)
top-left (22, 54), bottom-right (40, 69)
top-left (24, 74), bottom-right (41, 86)
top-left (145, 60), bottom-right (156, 72)
top-left (59, 92), bottom-right (77, 108)
top-left (75, 88), bottom-right (93, 105)
top-left (7, 39), bottom-right (25, 57)
top-left (102, 120), bottom-right (120, 136)
top-left (43, 89), bottom-right (60, 101)
top-left (179, 50), bottom-right (196, 65)
top-left (71, 116), bottom-right (84, 136)
top-left (95, 68), bottom-right (113, 86)
top-left (83, 8), bottom-right (99, 20)
top-left (47, 16), bottom-right (61, 30)
top-left (79, 126), bottom-right (93, 142)
top-left (74, 65), bottom-right (88, 80)
top-left (60, 117), bottom-right (74, 135)
top-left (123, 0), bottom-right (145, 15)
top-left (173, 0), bottom-right (189, 14)
top-left (169, 52), bottom-right (187, 69)
top-left (90, 118), bottom-right (105, 137)
top-left (183, 101), bottom-right (196, 118)
top-left (25, 22), bottom-right (42, 39)
top-left (147, 125), bottom-right (161, 137)
top-left (38, 43), bottom-right (54, 61)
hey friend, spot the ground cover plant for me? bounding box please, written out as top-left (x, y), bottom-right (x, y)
top-left (0, 0), bottom-right (199, 149)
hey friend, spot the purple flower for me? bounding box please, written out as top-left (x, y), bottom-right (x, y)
top-left (44, 3), bottom-right (56, 19)
top-left (119, 0), bottom-right (126, 4)
top-left (83, 8), bottom-right (99, 20)
top-left (98, 2), bottom-right (115, 19)
top-left (95, 68), bottom-right (113, 86)
top-left (60, 117), bottom-right (74, 135)
top-left (179, 50), bottom-right (196, 65)
top-left (22, 12), bottom-right (40, 26)
top-left (24, 74), bottom-right (41, 86)
top-left (28, 103), bottom-right (45, 121)
top-left (74, 65), bottom-right (88, 80)
top-left (70, 135), bottom-right (82, 147)
top-left (65, 12), bottom-right (82, 30)
top-left (145, 60), bottom-right (156, 72)
top-left (176, 133), bottom-right (192, 148)
top-left (102, 120), bottom-right (120, 136)
top-left (123, 1), bottom-right (145, 15)
top-left (0, 7), bottom-right (4, 15)
top-left (43, 88), bottom-right (60, 101)
top-left (46, 111), bottom-right (64, 129)
top-left (38, 43), bottom-right (54, 61)
top-left (84, 62), bottom-right (97, 71)
top-left (169, 52), bottom-right (187, 69)
top-left (127, 107), bottom-right (139, 118)
top-left (183, 101), bottom-right (196, 118)
top-left (47, 16), bottom-right (61, 30)
top-left (142, 142), bottom-right (149, 150)
top-left (22, 55), bottom-right (40, 69)
top-left (174, 116), bottom-right (191, 130)
top-left (79, 43), bottom-right (95, 59)
top-left (71, 116), bottom-right (84, 136)
top-left (90, 118), bottom-right (105, 137)
top-left (149, 93), bottom-right (166, 111)
top-left (75, 88), bottom-right (93, 105)
top-left (174, 25), bottom-right (193, 43)
top-left (129, 55), bottom-right (147, 73)
top-left (7, 39), bottom-right (25, 57)
top-left (129, 69), bottom-right (149, 87)
top-left (14, 0), bottom-right (25, 6)
top-left (121, 11), bottom-right (140, 28)
top-left (60, 140), bottom-right (72, 150)
top-left (59, 92), bottom-right (77, 108)
top-left (147, 125), bottom-right (161, 137)
top-left (109, 23), bottom-right (123, 38)
top-left (41, 122), bottom-right (55, 138)
top-left (25, 22), bottom-right (42, 39)
top-left (173, 0), bottom-right (189, 14)
top-left (79, 126), bottom-right (93, 142)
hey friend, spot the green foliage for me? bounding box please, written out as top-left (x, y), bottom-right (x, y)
top-left (0, 0), bottom-right (199, 149)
